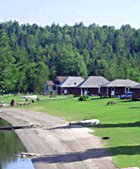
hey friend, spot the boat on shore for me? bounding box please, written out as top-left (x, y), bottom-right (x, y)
top-left (20, 95), bottom-right (37, 99)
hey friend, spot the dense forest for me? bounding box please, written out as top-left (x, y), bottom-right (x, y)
top-left (0, 20), bottom-right (140, 93)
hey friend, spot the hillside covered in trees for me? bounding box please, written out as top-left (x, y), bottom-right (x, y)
top-left (0, 21), bottom-right (140, 93)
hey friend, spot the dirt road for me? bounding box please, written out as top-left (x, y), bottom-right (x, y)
top-left (0, 108), bottom-right (117, 169)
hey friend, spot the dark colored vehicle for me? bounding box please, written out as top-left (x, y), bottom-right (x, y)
top-left (120, 92), bottom-right (132, 99)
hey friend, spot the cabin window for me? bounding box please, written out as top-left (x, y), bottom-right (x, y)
top-left (46, 85), bottom-right (48, 90)
top-left (53, 86), bottom-right (56, 90)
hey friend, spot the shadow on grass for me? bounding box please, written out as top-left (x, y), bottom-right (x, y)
top-left (93, 121), bottom-right (140, 128)
top-left (90, 97), bottom-right (101, 101)
top-left (47, 125), bottom-right (83, 130)
top-left (129, 107), bottom-right (140, 109)
top-left (47, 121), bottom-right (140, 130)
top-left (118, 98), bottom-right (140, 103)
top-left (32, 145), bottom-right (140, 164)
top-left (117, 99), bottom-right (134, 103)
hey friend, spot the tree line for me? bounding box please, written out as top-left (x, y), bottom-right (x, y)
top-left (0, 20), bottom-right (140, 93)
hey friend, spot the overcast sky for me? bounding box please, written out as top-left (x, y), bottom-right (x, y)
top-left (0, 0), bottom-right (140, 29)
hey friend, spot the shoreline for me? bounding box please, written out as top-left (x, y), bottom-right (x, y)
top-left (0, 108), bottom-right (117, 169)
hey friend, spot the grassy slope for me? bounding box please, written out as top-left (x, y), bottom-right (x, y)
top-left (1, 95), bottom-right (140, 168)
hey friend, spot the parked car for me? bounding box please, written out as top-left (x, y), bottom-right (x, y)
top-left (120, 92), bottom-right (132, 99)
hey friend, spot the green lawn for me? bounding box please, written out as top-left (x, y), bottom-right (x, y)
top-left (1, 95), bottom-right (140, 168)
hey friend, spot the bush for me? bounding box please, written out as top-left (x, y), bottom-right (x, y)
top-left (50, 90), bottom-right (56, 97)
top-left (37, 98), bottom-right (40, 101)
top-left (74, 94), bottom-right (80, 97)
top-left (78, 95), bottom-right (90, 101)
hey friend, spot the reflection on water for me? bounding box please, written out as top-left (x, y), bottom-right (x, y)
top-left (2, 157), bottom-right (34, 169)
top-left (0, 118), bottom-right (34, 169)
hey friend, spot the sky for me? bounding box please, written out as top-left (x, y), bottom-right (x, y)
top-left (0, 0), bottom-right (140, 29)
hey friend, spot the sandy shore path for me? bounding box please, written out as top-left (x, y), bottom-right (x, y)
top-left (0, 108), bottom-right (116, 169)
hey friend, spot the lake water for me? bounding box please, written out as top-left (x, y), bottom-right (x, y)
top-left (0, 118), bottom-right (35, 169)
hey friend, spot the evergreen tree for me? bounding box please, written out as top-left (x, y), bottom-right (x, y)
top-left (1, 21), bottom-right (140, 93)
top-left (0, 30), bottom-right (15, 93)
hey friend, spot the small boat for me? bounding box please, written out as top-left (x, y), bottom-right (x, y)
top-left (20, 95), bottom-right (37, 99)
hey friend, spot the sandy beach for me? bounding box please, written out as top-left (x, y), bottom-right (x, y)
top-left (0, 108), bottom-right (117, 169)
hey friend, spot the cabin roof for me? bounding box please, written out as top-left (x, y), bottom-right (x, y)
top-left (79, 76), bottom-right (109, 88)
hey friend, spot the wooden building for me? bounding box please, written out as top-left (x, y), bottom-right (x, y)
top-left (44, 76), bottom-right (68, 95)
top-left (54, 76), bottom-right (68, 95)
top-left (59, 76), bottom-right (84, 95)
top-left (131, 84), bottom-right (140, 101)
top-left (44, 80), bottom-right (56, 94)
top-left (79, 76), bottom-right (109, 96)
top-left (100, 79), bottom-right (139, 98)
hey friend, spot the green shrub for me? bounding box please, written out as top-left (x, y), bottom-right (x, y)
top-left (78, 95), bottom-right (90, 101)
top-left (50, 90), bottom-right (56, 97)
top-left (74, 94), bottom-right (80, 97)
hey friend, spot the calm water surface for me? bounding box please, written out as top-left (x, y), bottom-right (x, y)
top-left (0, 118), bottom-right (34, 169)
